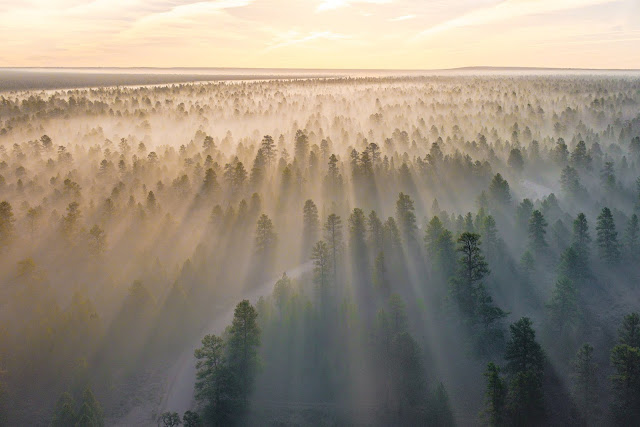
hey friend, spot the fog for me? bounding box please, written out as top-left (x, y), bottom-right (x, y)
top-left (1, 71), bottom-right (640, 426)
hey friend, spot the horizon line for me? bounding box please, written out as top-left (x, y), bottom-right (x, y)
top-left (2, 65), bottom-right (640, 72)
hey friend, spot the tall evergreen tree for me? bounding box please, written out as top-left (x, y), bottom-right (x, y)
top-left (489, 173), bottom-right (512, 206)
top-left (596, 207), bottom-right (620, 265)
top-left (571, 343), bottom-right (598, 422)
top-left (302, 199), bottom-right (319, 254)
top-left (348, 208), bottom-right (368, 269)
top-left (255, 214), bottom-right (277, 255)
top-left (624, 214), bottom-right (639, 261)
top-left (482, 362), bottom-right (507, 426)
top-left (324, 214), bottom-right (343, 285)
top-left (227, 300), bottom-right (261, 404)
top-left (505, 318), bottom-right (545, 425)
top-left (311, 241), bottom-right (331, 299)
top-left (528, 210), bottom-right (548, 254)
top-left (396, 192), bottom-right (418, 245)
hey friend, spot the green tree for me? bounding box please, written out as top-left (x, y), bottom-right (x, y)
top-left (450, 232), bottom-right (504, 328)
top-left (396, 192), bottom-right (417, 245)
top-left (450, 232), bottom-right (489, 319)
top-left (194, 334), bottom-right (238, 426)
top-left (62, 201), bottom-right (82, 239)
top-left (76, 387), bottom-right (104, 427)
top-left (482, 362), bottom-right (507, 426)
top-left (596, 207), bottom-right (620, 265)
top-left (255, 214), bottom-right (277, 255)
top-left (88, 225), bottom-right (106, 255)
top-left (600, 161), bottom-right (616, 190)
top-left (560, 165), bottom-right (585, 198)
top-left (0, 201), bottom-right (15, 249)
top-left (424, 216), bottom-right (445, 258)
top-left (373, 251), bottom-right (389, 296)
top-left (348, 208), bottom-right (368, 268)
top-left (294, 129), bottom-right (309, 162)
top-left (324, 214), bottom-right (343, 285)
top-left (302, 199), bottom-right (319, 254)
top-left (260, 135), bottom-right (277, 167)
top-left (508, 148), bottom-right (524, 172)
top-left (505, 318), bottom-right (545, 425)
top-left (571, 343), bottom-right (598, 422)
top-left (311, 241), bottom-right (331, 297)
top-left (434, 229), bottom-right (456, 280)
top-left (202, 168), bottom-right (219, 194)
top-left (618, 313), bottom-right (640, 348)
top-left (625, 214), bottom-right (639, 261)
top-left (610, 344), bottom-right (640, 424)
top-left (227, 300), bottom-right (261, 404)
top-left (528, 210), bottom-right (548, 254)
top-left (545, 277), bottom-right (578, 333)
top-left (516, 199), bottom-right (534, 233)
top-left (249, 149), bottom-right (266, 189)
top-left (183, 410), bottom-right (202, 427)
top-left (367, 210), bottom-right (384, 254)
top-left (489, 173), bottom-right (511, 206)
top-left (51, 392), bottom-right (77, 427)
top-left (159, 412), bottom-right (181, 427)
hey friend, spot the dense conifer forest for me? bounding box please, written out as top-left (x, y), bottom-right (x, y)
top-left (1, 73), bottom-right (640, 425)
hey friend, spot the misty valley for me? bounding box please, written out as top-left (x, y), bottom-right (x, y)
top-left (1, 73), bottom-right (640, 426)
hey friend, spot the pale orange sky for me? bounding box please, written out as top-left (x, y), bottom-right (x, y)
top-left (0, 0), bottom-right (639, 69)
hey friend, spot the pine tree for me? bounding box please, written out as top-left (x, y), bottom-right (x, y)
top-left (51, 392), bottom-right (77, 427)
top-left (618, 313), bottom-right (640, 348)
top-left (545, 277), bottom-right (578, 333)
top-left (349, 208), bottom-right (368, 268)
top-left (596, 207), bottom-right (620, 265)
top-left (227, 300), bottom-right (261, 404)
top-left (482, 362), bottom-right (507, 426)
top-left (624, 214), bottom-right (639, 261)
top-left (76, 387), bottom-right (104, 426)
top-left (571, 343), bottom-right (598, 422)
top-left (367, 210), bottom-right (384, 254)
top-left (324, 214), bottom-right (343, 285)
top-left (489, 173), bottom-right (511, 206)
top-left (311, 241), bottom-right (331, 297)
top-left (294, 129), bottom-right (309, 162)
top-left (183, 410), bottom-right (202, 427)
top-left (424, 216), bottom-right (445, 258)
top-left (434, 229), bottom-right (456, 280)
top-left (0, 201), bottom-right (14, 249)
top-left (194, 334), bottom-right (238, 425)
top-left (396, 192), bottom-right (417, 245)
top-left (302, 199), bottom-right (319, 254)
top-left (516, 199), bottom-right (534, 233)
top-left (373, 251), bottom-right (389, 296)
top-left (255, 214), bottom-right (277, 255)
top-left (528, 210), bottom-right (548, 254)
top-left (505, 318), bottom-right (545, 425)
top-left (600, 161), bottom-right (616, 190)
top-left (260, 135), bottom-right (277, 167)
top-left (610, 344), bottom-right (640, 424)
top-left (450, 232), bottom-right (489, 319)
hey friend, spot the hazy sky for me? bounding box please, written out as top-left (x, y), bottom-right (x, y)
top-left (0, 0), bottom-right (638, 69)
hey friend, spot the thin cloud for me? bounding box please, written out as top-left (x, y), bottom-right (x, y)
top-left (263, 31), bottom-right (350, 52)
top-left (413, 0), bottom-right (620, 40)
top-left (316, 0), bottom-right (392, 12)
top-left (390, 14), bottom-right (416, 22)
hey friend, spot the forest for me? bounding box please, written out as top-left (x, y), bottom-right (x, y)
top-left (0, 73), bottom-right (640, 426)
